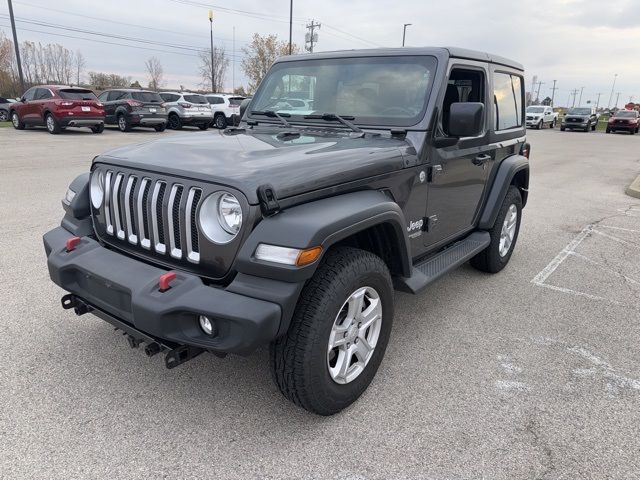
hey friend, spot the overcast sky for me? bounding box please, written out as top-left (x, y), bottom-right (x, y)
top-left (1, 0), bottom-right (639, 107)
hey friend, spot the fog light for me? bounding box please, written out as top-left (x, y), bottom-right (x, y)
top-left (199, 315), bottom-right (216, 336)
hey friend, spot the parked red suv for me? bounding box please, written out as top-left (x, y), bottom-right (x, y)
top-left (606, 109), bottom-right (639, 135)
top-left (10, 85), bottom-right (105, 134)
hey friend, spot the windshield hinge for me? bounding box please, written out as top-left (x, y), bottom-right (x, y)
top-left (257, 184), bottom-right (281, 216)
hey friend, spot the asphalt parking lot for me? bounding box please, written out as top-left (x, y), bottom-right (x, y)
top-left (1, 124), bottom-right (639, 479)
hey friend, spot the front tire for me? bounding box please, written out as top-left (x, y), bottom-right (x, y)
top-left (270, 246), bottom-right (394, 415)
top-left (11, 111), bottom-right (25, 130)
top-left (560, 126), bottom-right (566, 131)
top-left (198, 123), bottom-right (209, 130)
top-left (91, 124), bottom-right (104, 134)
top-left (471, 186), bottom-right (522, 273)
top-left (154, 123), bottom-right (166, 132)
top-left (550, 119), bottom-right (556, 128)
top-left (45, 113), bottom-right (61, 134)
top-left (537, 120), bottom-right (543, 130)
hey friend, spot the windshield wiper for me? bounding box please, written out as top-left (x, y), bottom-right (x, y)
top-left (250, 110), bottom-right (292, 128)
top-left (303, 113), bottom-right (363, 133)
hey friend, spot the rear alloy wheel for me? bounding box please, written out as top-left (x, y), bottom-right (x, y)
top-left (46, 113), bottom-right (61, 134)
top-left (471, 186), bottom-right (522, 273)
top-left (214, 114), bottom-right (227, 129)
top-left (270, 246), bottom-right (393, 415)
top-left (91, 124), bottom-right (104, 134)
top-left (118, 114), bottom-right (132, 132)
top-left (11, 111), bottom-right (25, 130)
top-left (168, 113), bottom-right (182, 130)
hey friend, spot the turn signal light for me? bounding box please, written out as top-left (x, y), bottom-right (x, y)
top-left (296, 246), bottom-right (323, 266)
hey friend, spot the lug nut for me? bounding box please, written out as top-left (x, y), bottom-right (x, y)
top-left (343, 332), bottom-right (348, 338)
top-left (354, 338), bottom-right (358, 344)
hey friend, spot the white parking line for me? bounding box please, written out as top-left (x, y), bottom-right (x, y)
top-left (531, 225), bottom-right (593, 285)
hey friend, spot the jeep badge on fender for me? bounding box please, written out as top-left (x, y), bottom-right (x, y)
top-left (43, 47), bottom-right (530, 415)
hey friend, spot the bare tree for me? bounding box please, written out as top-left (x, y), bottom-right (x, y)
top-left (241, 34), bottom-right (300, 93)
top-left (145, 56), bottom-right (164, 91)
top-left (75, 50), bottom-right (86, 85)
top-left (198, 46), bottom-right (228, 92)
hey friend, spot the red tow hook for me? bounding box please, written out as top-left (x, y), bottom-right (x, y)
top-left (159, 271), bottom-right (177, 292)
top-left (66, 236), bottom-right (82, 252)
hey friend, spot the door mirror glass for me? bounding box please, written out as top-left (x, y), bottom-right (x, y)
top-left (239, 98), bottom-right (252, 120)
top-left (448, 102), bottom-right (484, 137)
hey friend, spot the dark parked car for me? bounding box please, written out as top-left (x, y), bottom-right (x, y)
top-left (10, 85), bottom-right (104, 134)
top-left (561, 106), bottom-right (598, 132)
top-left (97, 89), bottom-right (167, 132)
top-left (43, 47), bottom-right (529, 415)
top-left (0, 96), bottom-right (16, 122)
top-left (606, 110), bottom-right (639, 134)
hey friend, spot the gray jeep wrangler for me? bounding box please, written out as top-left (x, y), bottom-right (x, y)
top-left (44, 47), bottom-right (530, 415)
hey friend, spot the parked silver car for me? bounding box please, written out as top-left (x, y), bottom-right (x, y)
top-left (204, 93), bottom-right (245, 129)
top-left (159, 91), bottom-right (213, 130)
top-left (0, 96), bottom-right (16, 122)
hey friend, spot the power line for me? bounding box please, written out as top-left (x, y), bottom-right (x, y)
top-left (322, 23), bottom-right (382, 47)
top-left (167, 0), bottom-right (306, 24)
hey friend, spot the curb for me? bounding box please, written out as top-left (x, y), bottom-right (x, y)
top-left (626, 174), bottom-right (640, 199)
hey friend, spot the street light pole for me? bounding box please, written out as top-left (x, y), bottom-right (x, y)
top-left (578, 86), bottom-right (584, 107)
top-left (402, 24), bottom-right (411, 47)
top-left (208, 10), bottom-right (215, 92)
top-left (288, 0), bottom-right (293, 55)
top-left (7, 0), bottom-right (25, 92)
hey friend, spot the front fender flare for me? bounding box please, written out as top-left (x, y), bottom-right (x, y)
top-left (235, 190), bottom-right (411, 282)
top-left (479, 154), bottom-right (529, 229)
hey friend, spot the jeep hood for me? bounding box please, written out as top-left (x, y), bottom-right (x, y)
top-left (95, 129), bottom-right (414, 204)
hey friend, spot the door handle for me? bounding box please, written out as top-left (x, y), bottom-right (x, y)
top-left (472, 154), bottom-right (491, 166)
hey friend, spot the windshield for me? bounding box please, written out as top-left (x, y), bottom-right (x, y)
top-left (132, 91), bottom-right (163, 102)
top-left (184, 94), bottom-right (207, 104)
top-left (249, 55), bottom-right (437, 127)
top-left (59, 89), bottom-right (97, 100)
top-left (527, 107), bottom-right (545, 113)
top-left (567, 108), bottom-right (591, 115)
top-left (228, 97), bottom-right (244, 106)
top-left (614, 111), bottom-right (637, 118)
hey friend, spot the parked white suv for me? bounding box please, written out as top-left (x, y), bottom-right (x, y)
top-left (159, 91), bottom-right (213, 130)
top-left (526, 105), bottom-right (558, 129)
top-left (204, 94), bottom-right (245, 129)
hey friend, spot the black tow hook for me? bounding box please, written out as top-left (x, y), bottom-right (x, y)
top-left (165, 345), bottom-right (203, 369)
top-left (61, 294), bottom-right (93, 316)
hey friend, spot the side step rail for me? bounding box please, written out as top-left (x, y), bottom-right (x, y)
top-left (394, 231), bottom-right (490, 294)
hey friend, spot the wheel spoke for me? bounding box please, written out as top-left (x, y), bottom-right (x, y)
top-left (359, 298), bottom-right (380, 330)
top-left (355, 336), bottom-right (372, 362)
top-left (346, 289), bottom-right (365, 323)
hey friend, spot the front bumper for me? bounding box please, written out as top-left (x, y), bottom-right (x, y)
top-left (562, 122), bottom-right (588, 129)
top-left (525, 118), bottom-right (543, 126)
top-left (43, 226), bottom-right (284, 355)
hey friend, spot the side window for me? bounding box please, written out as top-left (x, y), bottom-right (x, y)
top-left (493, 72), bottom-right (523, 131)
top-left (98, 92), bottom-right (108, 102)
top-left (441, 68), bottom-right (486, 136)
top-left (36, 89), bottom-right (52, 100)
top-left (23, 88), bottom-right (37, 101)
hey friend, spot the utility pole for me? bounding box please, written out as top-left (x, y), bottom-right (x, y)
top-left (402, 23), bottom-right (412, 47)
top-left (288, 0), bottom-right (293, 55)
top-left (607, 73), bottom-right (617, 109)
top-left (535, 81), bottom-right (545, 103)
top-left (614, 92), bottom-right (621, 110)
top-left (566, 92), bottom-right (571, 108)
top-left (570, 89), bottom-right (579, 107)
top-left (578, 87), bottom-right (584, 107)
top-left (232, 26), bottom-right (235, 92)
top-left (8, 0), bottom-right (25, 92)
top-left (208, 10), bottom-right (215, 92)
top-left (305, 20), bottom-right (321, 53)
top-left (550, 80), bottom-right (558, 107)
top-left (595, 92), bottom-right (602, 110)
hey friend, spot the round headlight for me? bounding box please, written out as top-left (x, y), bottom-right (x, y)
top-left (217, 193), bottom-right (242, 234)
top-left (90, 170), bottom-right (104, 209)
top-left (199, 191), bottom-right (243, 244)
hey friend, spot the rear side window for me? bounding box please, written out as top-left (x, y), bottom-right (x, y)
top-left (59, 89), bottom-right (98, 100)
top-left (184, 95), bottom-right (207, 104)
top-left (228, 97), bottom-right (244, 106)
top-left (206, 96), bottom-right (224, 105)
top-left (132, 91), bottom-right (163, 102)
top-left (36, 88), bottom-right (53, 100)
top-left (493, 72), bottom-right (523, 130)
top-left (160, 93), bottom-right (179, 102)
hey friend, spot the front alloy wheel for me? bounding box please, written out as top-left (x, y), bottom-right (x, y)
top-left (270, 246), bottom-right (393, 415)
top-left (327, 286), bottom-right (383, 384)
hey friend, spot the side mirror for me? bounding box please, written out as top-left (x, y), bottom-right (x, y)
top-left (239, 98), bottom-right (252, 121)
top-left (448, 102), bottom-right (484, 137)
top-left (16, 97), bottom-right (22, 102)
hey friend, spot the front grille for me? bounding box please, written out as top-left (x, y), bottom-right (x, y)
top-left (99, 170), bottom-right (203, 264)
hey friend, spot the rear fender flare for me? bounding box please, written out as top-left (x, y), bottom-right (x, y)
top-left (479, 154), bottom-right (529, 229)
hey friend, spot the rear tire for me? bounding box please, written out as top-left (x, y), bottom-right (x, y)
top-left (550, 119), bottom-right (555, 128)
top-left (0, 109), bottom-right (8, 122)
top-left (168, 113), bottom-right (182, 130)
top-left (45, 113), bottom-right (61, 134)
top-left (90, 124), bottom-right (104, 134)
top-left (198, 123), bottom-right (209, 130)
top-left (470, 186), bottom-right (522, 274)
top-left (591, 123), bottom-right (596, 131)
top-left (584, 122), bottom-right (590, 132)
top-left (560, 126), bottom-right (566, 131)
top-left (270, 246), bottom-right (394, 416)
top-left (537, 120), bottom-right (543, 130)
top-left (11, 111), bottom-right (25, 130)
top-left (214, 113), bottom-right (227, 129)
top-left (117, 114), bottom-right (132, 132)
top-left (606, 127), bottom-right (611, 134)
top-left (154, 123), bottom-right (166, 132)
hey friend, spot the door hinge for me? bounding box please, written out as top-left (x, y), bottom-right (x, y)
top-left (428, 164), bottom-right (443, 182)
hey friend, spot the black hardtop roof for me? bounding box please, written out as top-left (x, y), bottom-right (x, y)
top-left (275, 46), bottom-right (523, 71)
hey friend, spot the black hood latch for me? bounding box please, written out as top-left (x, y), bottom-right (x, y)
top-left (257, 184), bottom-right (281, 216)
